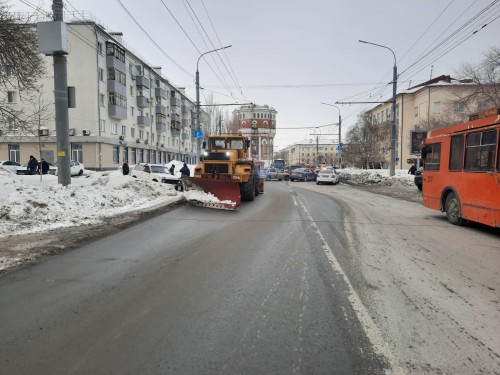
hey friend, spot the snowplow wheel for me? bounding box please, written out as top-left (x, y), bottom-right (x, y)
top-left (240, 179), bottom-right (255, 201)
top-left (254, 173), bottom-right (260, 196)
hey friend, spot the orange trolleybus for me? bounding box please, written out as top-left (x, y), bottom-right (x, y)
top-left (421, 107), bottom-right (500, 227)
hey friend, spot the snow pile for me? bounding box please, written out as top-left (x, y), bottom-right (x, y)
top-left (0, 169), bottom-right (182, 236)
top-left (339, 168), bottom-right (416, 187)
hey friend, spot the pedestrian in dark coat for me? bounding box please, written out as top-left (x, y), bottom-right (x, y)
top-left (169, 164), bottom-right (175, 175)
top-left (180, 163), bottom-right (190, 177)
top-left (122, 162), bottom-right (130, 175)
top-left (40, 159), bottom-right (50, 175)
top-left (27, 155), bottom-right (38, 175)
top-left (408, 164), bottom-right (417, 175)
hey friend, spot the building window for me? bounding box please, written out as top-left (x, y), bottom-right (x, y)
top-left (97, 41), bottom-right (103, 55)
top-left (8, 144), bottom-right (20, 162)
top-left (98, 68), bottom-right (104, 81)
top-left (99, 94), bottom-right (105, 107)
top-left (121, 125), bottom-right (126, 136)
top-left (453, 101), bottom-right (465, 113)
top-left (6, 65), bottom-right (15, 77)
top-left (131, 128), bottom-right (135, 138)
top-left (434, 102), bottom-right (441, 114)
top-left (131, 148), bottom-right (136, 164)
top-left (71, 143), bottom-right (83, 163)
top-left (7, 91), bottom-right (16, 103)
top-left (130, 86), bottom-right (134, 96)
top-left (131, 106), bottom-right (134, 116)
top-left (113, 146), bottom-right (120, 164)
top-left (108, 92), bottom-right (127, 108)
top-left (99, 119), bottom-right (106, 132)
top-left (7, 117), bottom-right (18, 130)
top-left (110, 122), bottom-right (118, 134)
top-left (106, 42), bottom-right (125, 63)
top-left (139, 130), bottom-right (144, 139)
top-left (414, 106), bottom-right (419, 117)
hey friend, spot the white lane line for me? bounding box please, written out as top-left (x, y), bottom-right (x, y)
top-left (297, 196), bottom-right (405, 375)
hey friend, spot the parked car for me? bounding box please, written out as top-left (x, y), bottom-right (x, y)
top-left (289, 168), bottom-right (317, 182)
top-left (54, 160), bottom-right (84, 176)
top-left (414, 166), bottom-right (423, 190)
top-left (316, 169), bottom-right (340, 185)
top-left (0, 160), bottom-right (21, 173)
top-left (131, 163), bottom-right (183, 191)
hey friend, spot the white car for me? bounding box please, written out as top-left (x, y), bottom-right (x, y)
top-left (316, 169), bottom-right (340, 185)
top-left (131, 163), bottom-right (183, 190)
top-left (54, 160), bottom-right (85, 176)
top-left (0, 160), bottom-right (22, 173)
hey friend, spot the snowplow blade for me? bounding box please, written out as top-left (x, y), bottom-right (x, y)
top-left (185, 177), bottom-right (240, 210)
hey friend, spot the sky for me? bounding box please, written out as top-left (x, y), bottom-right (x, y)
top-left (0, 163), bottom-right (415, 272)
top-left (10, 0), bottom-right (500, 150)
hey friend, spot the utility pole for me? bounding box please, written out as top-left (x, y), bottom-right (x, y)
top-left (52, 0), bottom-right (71, 185)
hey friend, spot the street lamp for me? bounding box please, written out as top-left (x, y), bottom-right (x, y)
top-left (359, 40), bottom-right (397, 176)
top-left (196, 45), bottom-right (232, 162)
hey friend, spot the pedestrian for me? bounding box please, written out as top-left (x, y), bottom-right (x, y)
top-left (27, 155), bottom-right (38, 175)
top-left (180, 162), bottom-right (190, 177)
top-left (408, 164), bottom-right (417, 175)
top-left (169, 164), bottom-right (175, 175)
top-left (122, 161), bottom-right (129, 175)
top-left (40, 158), bottom-right (50, 175)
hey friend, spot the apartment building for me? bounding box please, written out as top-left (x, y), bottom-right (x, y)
top-left (365, 76), bottom-right (497, 169)
top-left (280, 139), bottom-right (340, 166)
top-left (232, 104), bottom-right (277, 166)
top-left (0, 17), bottom-right (207, 169)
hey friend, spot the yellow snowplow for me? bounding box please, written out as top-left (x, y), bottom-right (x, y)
top-left (188, 134), bottom-right (264, 210)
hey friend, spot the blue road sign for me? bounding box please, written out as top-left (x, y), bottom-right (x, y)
top-left (194, 130), bottom-right (203, 139)
top-left (337, 145), bottom-right (343, 152)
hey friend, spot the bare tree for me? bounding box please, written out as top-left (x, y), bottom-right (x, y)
top-left (456, 46), bottom-right (500, 106)
top-left (0, 1), bottom-right (46, 133)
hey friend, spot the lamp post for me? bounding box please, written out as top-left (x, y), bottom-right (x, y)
top-left (359, 40), bottom-right (397, 176)
top-left (321, 102), bottom-right (342, 166)
top-left (196, 45), bottom-right (232, 162)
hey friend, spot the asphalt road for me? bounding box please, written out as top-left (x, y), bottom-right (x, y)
top-left (1, 181), bottom-right (498, 374)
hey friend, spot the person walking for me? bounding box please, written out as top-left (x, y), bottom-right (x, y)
top-left (27, 155), bottom-right (38, 175)
top-left (169, 164), bottom-right (175, 175)
top-left (180, 163), bottom-right (190, 177)
top-left (40, 159), bottom-right (50, 175)
top-left (408, 164), bottom-right (417, 175)
top-left (122, 161), bottom-right (129, 175)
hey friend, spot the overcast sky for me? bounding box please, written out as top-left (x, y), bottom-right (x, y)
top-left (11, 0), bottom-right (500, 150)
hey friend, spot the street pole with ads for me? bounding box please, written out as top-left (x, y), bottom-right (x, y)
top-left (196, 45), bottom-right (232, 162)
top-left (359, 40), bottom-right (397, 176)
top-left (321, 102), bottom-right (342, 166)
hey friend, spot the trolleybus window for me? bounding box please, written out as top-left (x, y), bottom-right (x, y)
top-left (449, 135), bottom-right (464, 171)
top-left (424, 143), bottom-right (441, 171)
top-left (464, 130), bottom-right (497, 172)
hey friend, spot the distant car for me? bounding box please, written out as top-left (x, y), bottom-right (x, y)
top-left (414, 166), bottom-right (423, 190)
top-left (289, 168), bottom-right (317, 182)
top-left (0, 160), bottom-right (21, 173)
top-left (316, 169), bottom-right (340, 185)
top-left (54, 160), bottom-right (84, 176)
top-left (265, 167), bottom-right (287, 181)
top-left (131, 163), bottom-right (183, 191)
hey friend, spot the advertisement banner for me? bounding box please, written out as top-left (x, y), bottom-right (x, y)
top-left (410, 130), bottom-right (427, 155)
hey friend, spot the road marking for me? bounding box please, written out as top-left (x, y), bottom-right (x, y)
top-left (296, 195), bottom-right (405, 375)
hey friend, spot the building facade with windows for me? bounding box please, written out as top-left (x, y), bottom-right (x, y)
top-left (232, 104), bottom-right (277, 166)
top-left (0, 17), bottom-right (207, 169)
top-left (280, 139), bottom-right (340, 167)
top-left (365, 78), bottom-right (498, 170)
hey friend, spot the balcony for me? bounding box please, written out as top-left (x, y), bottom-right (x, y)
top-left (171, 113), bottom-right (180, 122)
top-left (155, 87), bottom-right (167, 98)
top-left (107, 80), bottom-right (126, 96)
top-left (156, 122), bottom-right (167, 133)
top-left (135, 75), bottom-right (150, 88)
top-left (181, 104), bottom-right (189, 114)
top-left (170, 97), bottom-right (181, 108)
top-left (108, 105), bottom-right (127, 120)
top-left (106, 55), bottom-right (125, 72)
top-left (182, 132), bottom-right (189, 140)
top-left (136, 95), bottom-right (149, 108)
top-left (155, 105), bottom-right (167, 116)
top-left (137, 115), bottom-right (151, 126)
top-left (182, 118), bottom-right (189, 127)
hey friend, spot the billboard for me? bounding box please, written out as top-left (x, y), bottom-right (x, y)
top-left (410, 130), bottom-right (428, 155)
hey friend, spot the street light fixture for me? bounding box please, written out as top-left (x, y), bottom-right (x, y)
top-left (359, 39), bottom-right (397, 176)
top-left (321, 102), bottom-right (342, 166)
top-left (196, 45), bottom-right (232, 162)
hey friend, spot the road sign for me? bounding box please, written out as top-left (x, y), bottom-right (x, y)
top-left (337, 145), bottom-right (343, 152)
top-left (194, 130), bottom-right (203, 139)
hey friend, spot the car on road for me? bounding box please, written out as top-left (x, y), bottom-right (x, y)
top-left (0, 160), bottom-right (22, 173)
top-left (316, 169), bottom-right (340, 185)
top-left (54, 160), bottom-right (85, 176)
top-left (414, 166), bottom-right (423, 190)
top-left (289, 168), bottom-right (317, 182)
top-left (131, 163), bottom-right (184, 191)
top-left (265, 167), bottom-right (289, 181)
